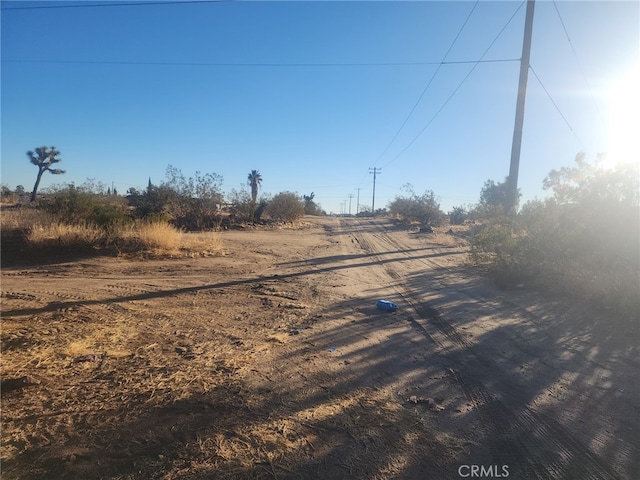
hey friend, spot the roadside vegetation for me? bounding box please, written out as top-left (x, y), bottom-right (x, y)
top-left (379, 154), bottom-right (638, 317)
top-left (469, 154), bottom-right (639, 318)
top-left (388, 184), bottom-right (444, 227)
top-left (5, 144), bottom-right (636, 316)
top-left (2, 153), bottom-right (323, 263)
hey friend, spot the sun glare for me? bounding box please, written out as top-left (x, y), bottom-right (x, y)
top-left (604, 66), bottom-right (640, 170)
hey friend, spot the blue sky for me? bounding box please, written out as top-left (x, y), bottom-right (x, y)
top-left (2, 0), bottom-right (638, 214)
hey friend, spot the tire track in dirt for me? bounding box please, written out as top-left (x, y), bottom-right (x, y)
top-left (103, 283), bottom-right (165, 295)
top-left (448, 367), bottom-right (620, 480)
top-left (345, 217), bottom-right (623, 480)
top-left (3, 288), bottom-right (90, 304)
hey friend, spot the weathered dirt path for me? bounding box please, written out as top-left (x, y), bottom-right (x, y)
top-left (303, 216), bottom-right (639, 479)
top-left (2, 216), bottom-right (638, 479)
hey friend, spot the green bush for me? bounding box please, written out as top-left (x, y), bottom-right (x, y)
top-left (388, 186), bottom-right (444, 226)
top-left (228, 188), bottom-right (255, 222)
top-left (42, 186), bottom-right (131, 227)
top-left (265, 192), bottom-right (305, 222)
top-left (449, 206), bottom-right (467, 225)
top-left (303, 192), bottom-right (324, 216)
top-left (128, 166), bottom-right (224, 230)
top-left (471, 155), bottom-right (639, 317)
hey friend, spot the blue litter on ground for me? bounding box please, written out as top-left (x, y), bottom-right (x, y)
top-left (377, 300), bottom-right (399, 312)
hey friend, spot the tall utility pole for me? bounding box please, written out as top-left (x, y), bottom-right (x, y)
top-left (507, 0), bottom-right (535, 213)
top-left (347, 194), bottom-right (354, 215)
top-left (369, 168), bottom-right (381, 213)
top-left (355, 188), bottom-right (362, 214)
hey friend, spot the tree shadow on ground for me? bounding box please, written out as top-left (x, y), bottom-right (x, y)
top-left (2, 229), bottom-right (637, 479)
top-left (0, 228), bottom-right (114, 268)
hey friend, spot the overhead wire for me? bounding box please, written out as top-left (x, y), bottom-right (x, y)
top-left (2, 58), bottom-right (519, 68)
top-left (2, 0), bottom-right (232, 10)
top-left (551, 0), bottom-right (607, 129)
top-left (372, 0), bottom-right (480, 166)
top-left (8, 0), bottom-right (590, 207)
top-left (529, 65), bottom-right (585, 149)
top-left (381, 1), bottom-right (526, 168)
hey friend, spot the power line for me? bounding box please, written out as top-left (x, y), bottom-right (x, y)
top-left (551, 0), bottom-right (607, 129)
top-left (1, 58), bottom-right (519, 68)
top-left (2, 0), bottom-right (232, 10)
top-left (374, 0), bottom-right (480, 165)
top-left (382, 1), bottom-right (527, 168)
top-left (529, 64), bottom-right (585, 149)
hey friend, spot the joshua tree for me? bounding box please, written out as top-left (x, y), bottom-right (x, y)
top-left (247, 170), bottom-right (262, 204)
top-left (28, 146), bottom-right (65, 202)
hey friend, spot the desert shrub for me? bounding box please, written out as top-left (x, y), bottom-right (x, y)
top-left (265, 192), bottom-right (305, 222)
top-left (470, 217), bottom-right (521, 266)
top-left (164, 166), bottom-right (223, 230)
top-left (470, 178), bottom-right (521, 218)
top-left (127, 185), bottom-right (175, 220)
top-left (1, 185), bottom-right (19, 204)
top-left (227, 187), bottom-right (255, 222)
top-left (388, 185), bottom-right (444, 226)
top-left (472, 155), bottom-right (639, 317)
top-left (253, 199), bottom-right (268, 222)
top-left (449, 206), bottom-right (467, 225)
top-left (303, 192), bottom-right (324, 216)
top-left (516, 198), bottom-right (639, 314)
top-left (356, 206), bottom-right (371, 217)
top-left (129, 166), bottom-right (223, 230)
top-left (42, 186), bottom-right (131, 227)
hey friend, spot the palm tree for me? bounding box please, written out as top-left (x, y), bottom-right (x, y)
top-left (247, 170), bottom-right (262, 204)
top-left (28, 146), bottom-right (66, 202)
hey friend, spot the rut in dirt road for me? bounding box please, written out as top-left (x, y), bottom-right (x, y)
top-left (341, 217), bottom-right (628, 480)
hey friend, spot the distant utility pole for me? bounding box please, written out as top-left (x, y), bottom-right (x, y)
top-left (369, 168), bottom-right (381, 213)
top-left (355, 188), bottom-right (362, 214)
top-left (347, 194), bottom-right (354, 215)
top-left (507, 0), bottom-right (535, 213)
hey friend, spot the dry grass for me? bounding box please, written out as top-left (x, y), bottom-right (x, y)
top-left (409, 224), bottom-right (471, 247)
top-left (1, 206), bottom-right (223, 258)
top-left (132, 221), bottom-right (183, 249)
top-left (27, 222), bottom-right (104, 247)
top-left (1, 206), bottom-right (55, 230)
top-left (115, 222), bottom-right (223, 256)
top-left (114, 221), bottom-right (184, 253)
top-left (184, 231), bottom-right (224, 256)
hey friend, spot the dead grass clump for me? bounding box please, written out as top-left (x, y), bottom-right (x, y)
top-left (27, 222), bottom-right (104, 247)
top-left (115, 222), bottom-right (223, 257)
top-left (2, 205), bottom-right (223, 259)
top-left (430, 229), bottom-right (466, 247)
top-left (1, 206), bottom-right (55, 230)
top-left (184, 231), bottom-right (224, 256)
top-left (130, 221), bottom-right (183, 250)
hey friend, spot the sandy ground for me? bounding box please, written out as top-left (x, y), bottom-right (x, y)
top-left (1, 216), bottom-right (638, 479)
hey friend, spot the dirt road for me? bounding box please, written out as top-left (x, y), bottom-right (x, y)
top-left (2, 216), bottom-right (638, 479)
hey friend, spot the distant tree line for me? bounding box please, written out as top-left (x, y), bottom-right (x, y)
top-left (7, 146), bottom-right (325, 228)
